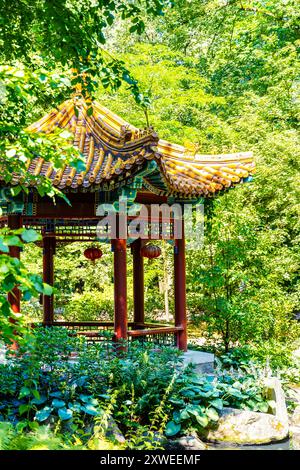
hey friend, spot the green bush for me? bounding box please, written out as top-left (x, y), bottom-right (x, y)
top-left (218, 342), bottom-right (298, 371)
top-left (0, 327), bottom-right (275, 449)
top-left (63, 290), bottom-right (115, 322)
top-left (0, 422), bottom-right (66, 450)
top-left (0, 328), bottom-right (183, 447)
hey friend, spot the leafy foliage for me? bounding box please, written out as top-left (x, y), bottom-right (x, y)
top-left (0, 0), bottom-right (300, 450)
top-left (93, 0), bottom-right (300, 351)
top-left (0, 228), bottom-right (53, 344)
top-left (165, 364), bottom-right (272, 437)
top-left (0, 2), bottom-right (174, 345)
top-left (0, 0), bottom-right (172, 103)
top-left (0, 328), bottom-right (273, 448)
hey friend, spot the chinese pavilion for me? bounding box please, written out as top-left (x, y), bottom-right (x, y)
top-left (0, 98), bottom-right (254, 350)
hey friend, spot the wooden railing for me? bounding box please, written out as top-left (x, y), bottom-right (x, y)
top-left (31, 321), bottom-right (180, 346)
top-left (128, 326), bottom-right (182, 347)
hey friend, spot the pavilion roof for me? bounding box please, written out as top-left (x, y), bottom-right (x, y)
top-left (21, 98), bottom-right (254, 198)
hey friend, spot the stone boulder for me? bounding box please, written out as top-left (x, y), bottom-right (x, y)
top-left (291, 434), bottom-right (300, 450)
top-left (183, 350), bottom-right (215, 374)
top-left (166, 434), bottom-right (207, 451)
top-left (291, 406), bottom-right (300, 427)
top-left (203, 407), bottom-right (288, 445)
top-left (201, 377), bottom-right (289, 445)
top-left (0, 343), bottom-right (7, 365)
top-left (290, 406), bottom-right (300, 450)
top-left (105, 418), bottom-right (126, 444)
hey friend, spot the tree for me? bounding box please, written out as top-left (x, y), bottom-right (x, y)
top-left (0, 0), bottom-right (171, 104)
top-left (0, 1), bottom-right (173, 345)
top-left (89, 1), bottom-right (300, 349)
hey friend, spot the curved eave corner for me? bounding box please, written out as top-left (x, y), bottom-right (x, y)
top-left (155, 139), bottom-right (254, 198)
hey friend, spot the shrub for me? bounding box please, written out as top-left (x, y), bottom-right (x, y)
top-left (63, 290), bottom-right (115, 321)
top-left (0, 328), bottom-right (275, 449)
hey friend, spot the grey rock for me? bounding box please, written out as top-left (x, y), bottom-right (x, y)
top-left (0, 343), bottom-right (7, 365)
top-left (290, 405), bottom-right (300, 450)
top-left (105, 418), bottom-right (126, 444)
top-left (168, 435), bottom-right (207, 450)
top-left (264, 378), bottom-right (289, 430)
top-left (202, 377), bottom-right (289, 445)
top-left (291, 406), bottom-right (300, 428)
top-left (183, 350), bottom-right (215, 374)
top-left (291, 432), bottom-right (300, 450)
top-left (203, 407), bottom-right (289, 445)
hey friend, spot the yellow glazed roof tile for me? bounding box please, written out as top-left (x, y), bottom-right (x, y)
top-left (21, 98), bottom-right (254, 197)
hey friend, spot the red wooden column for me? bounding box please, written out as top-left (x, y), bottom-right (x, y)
top-left (132, 238), bottom-right (144, 326)
top-left (43, 236), bottom-right (55, 325)
top-left (7, 215), bottom-right (22, 313)
top-left (174, 219), bottom-right (187, 351)
top-left (112, 238), bottom-right (128, 342)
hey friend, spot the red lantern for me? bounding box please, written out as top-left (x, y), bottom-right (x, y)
top-left (141, 244), bottom-right (161, 259)
top-left (84, 247), bottom-right (103, 263)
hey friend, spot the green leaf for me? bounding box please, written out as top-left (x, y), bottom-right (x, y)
top-left (70, 159), bottom-right (86, 172)
top-left (35, 406), bottom-right (52, 422)
top-left (79, 395), bottom-right (98, 405)
top-left (179, 408), bottom-right (190, 421)
top-left (180, 388), bottom-right (195, 398)
top-left (52, 399), bottom-right (65, 408)
top-left (80, 404), bottom-right (99, 416)
top-left (206, 407), bottom-right (219, 422)
top-left (21, 229), bottom-right (40, 243)
top-left (42, 283), bottom-right (53, 296)
top-left (32, 389), bottom-right (40, 400)
top-left (186, 404), bottom-right (203, 417)
top-left (246, 398), bottom-right (257, 410)
top-left (168, 398), bottom-right (185, 406)
top-left (228, 388), bottom-right (244, 399)
top-left (15, 421), bottom-right (27, 433)
top-left (19, 404), bottom-right (31, 415)
top-left (0, 240), bottom-right (9, 253)
top-left (165, 421), bottom-right (181, 437)
top-left (173, 410), bottom-right (181, 424)
top-left (98, 394), bottom-right (111, 400)
top-left (191, 377), bottom-right (205, 385)
top-left (28, 421), bottom-right (40, 432)
top-left (31, 395), bottom-right (47, 405)
top-left (58, 408), bottom-right (73, 421)
top-left (210, 398), bottom-right (223, 410)
top-left (68, 402), bottom-right (82, 413)
top-left (129, 24), bottom-right (138, 33)
top-left (49, 391), bottom-right (63, 398)
top-left (256, 401), bottom-right (269, 413)
top-left (19, 386), bottom-right (31, 398)
top-left (195, 414), bottom-right (209, 428)
top-left (23, 290), bottom-right (32, 301)
top-left (5, 235), bottom-right (22, 247)
top-left (10, 186), bottom-right (23, 196)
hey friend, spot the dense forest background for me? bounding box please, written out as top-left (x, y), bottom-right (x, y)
top-left (1, 0), bottom-right (299, 353)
